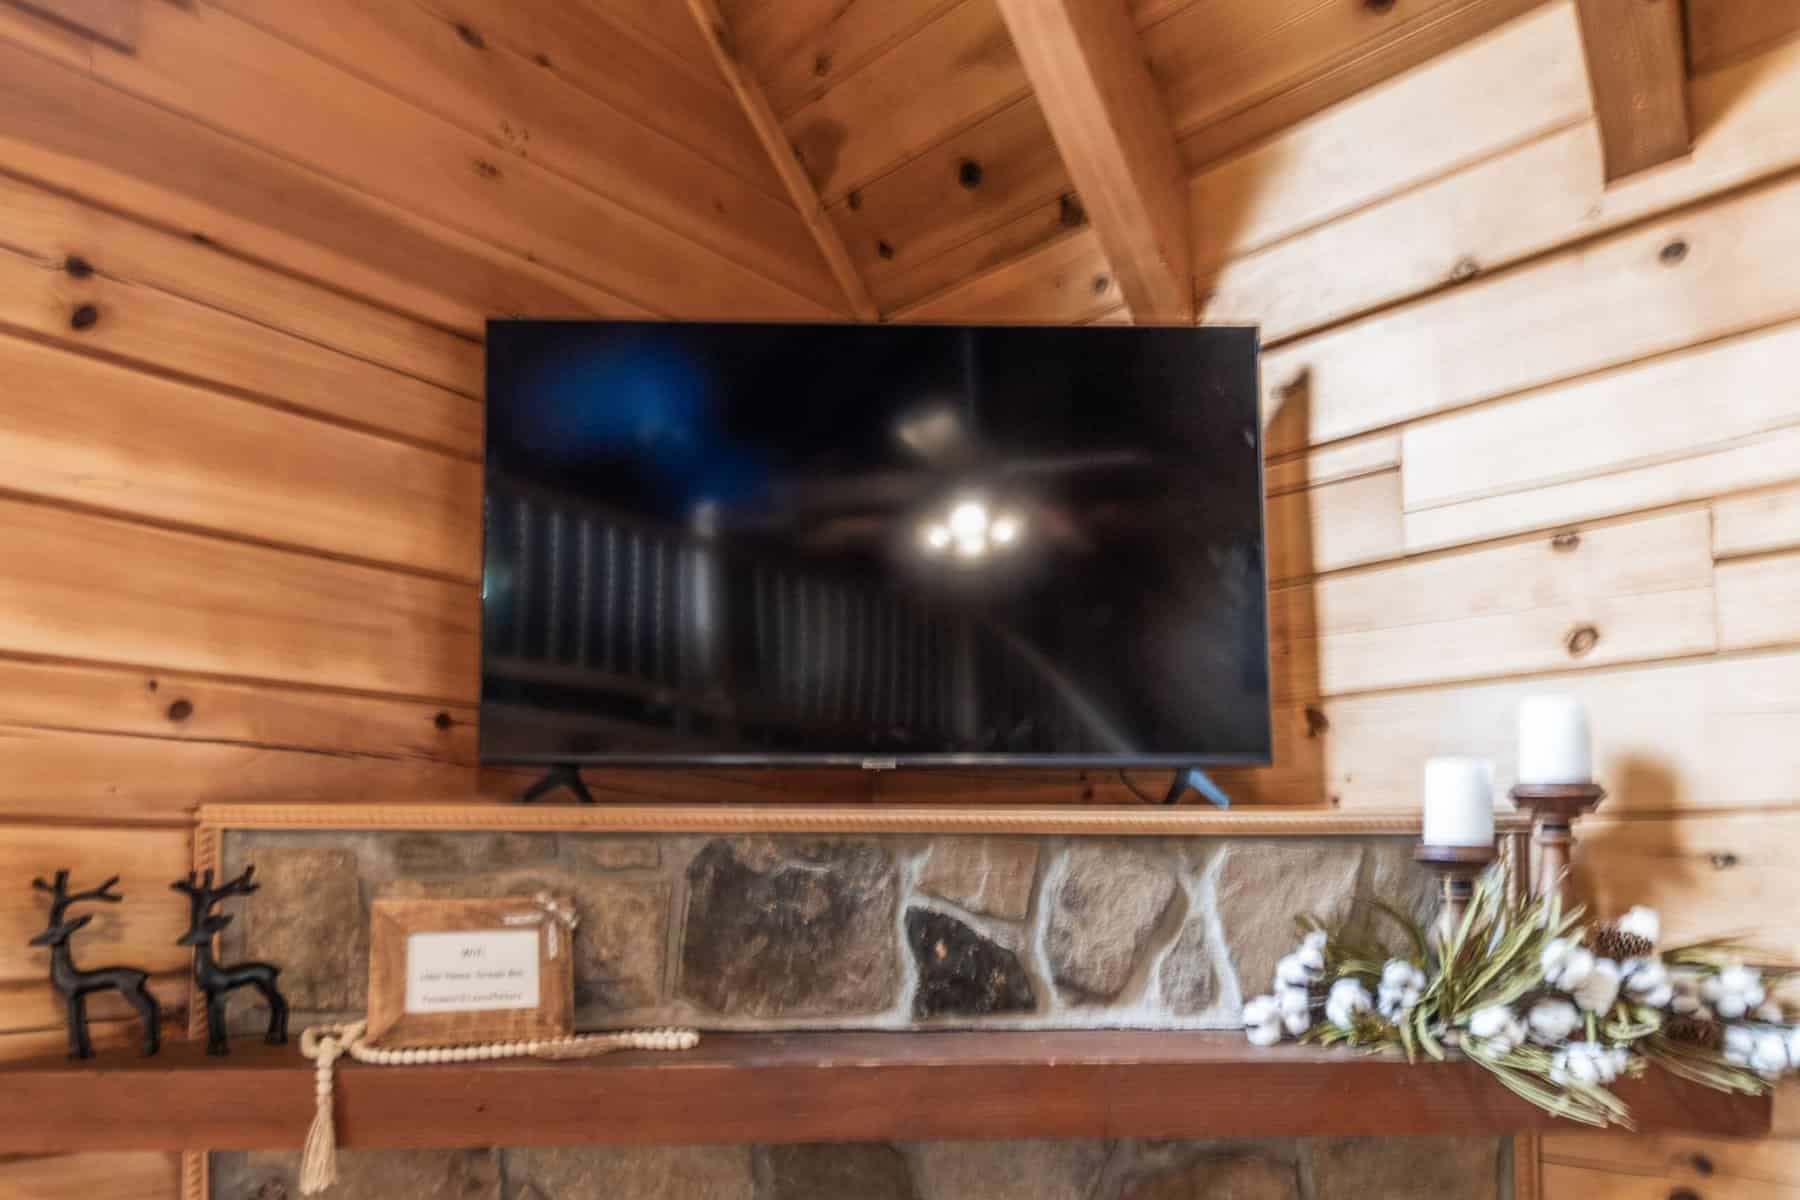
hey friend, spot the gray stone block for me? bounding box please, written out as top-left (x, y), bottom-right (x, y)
top-left (1310, 1136), bottom-right (1502, 1200)
top-left (509, 1146), bottom-right (752, 1200)
top-left (678, 838), bottom-right (901, 1017)
top-left (1047, 844), bottom-right (1178, 999)
top-left (915, 838), bottom-right (1040, 921)
top-left (766, 1143), bottom-right (915, 1200)
top-left (1213, 842), bottom-right (1361, 1006)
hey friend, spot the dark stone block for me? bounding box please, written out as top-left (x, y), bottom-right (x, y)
top-left (906, 908), bottom-right (1035, 1018)
top-left (766, 1143), bottom-right (915, 1200)
top-left (677, 838), bottom-right (901, 1017)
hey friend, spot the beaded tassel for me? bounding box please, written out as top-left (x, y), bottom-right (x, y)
top-left (295, 1020), bottom-right (699, 1194)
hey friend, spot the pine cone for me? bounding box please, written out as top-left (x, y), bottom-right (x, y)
top-left (1588, 925), bottom-right (1655, 961)
top-left (1662, 1016), bottom-right (1721, 1048)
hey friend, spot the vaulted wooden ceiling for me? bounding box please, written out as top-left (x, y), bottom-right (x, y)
top-left (685, 0), bottom-right (1742, 325)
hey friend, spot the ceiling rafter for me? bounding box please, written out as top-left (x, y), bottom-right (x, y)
top-left (1574, 0), bottom-right (1692, 182)
top-left (685, 0), bottom-right (880, 321)
top-left (994, 0), bottom-right (1193, 323)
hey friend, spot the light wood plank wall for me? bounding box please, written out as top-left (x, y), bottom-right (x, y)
top-left (3, 0), bottom-right (1800, 1194)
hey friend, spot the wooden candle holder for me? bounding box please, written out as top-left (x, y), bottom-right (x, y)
top-left (1413, 843), bottom-right (1498, 942)
top-left (1509, 782), bottom-right (1606, 906)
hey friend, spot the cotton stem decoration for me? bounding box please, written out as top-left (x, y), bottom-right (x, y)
top-left (1241, 879), bottom-right (1798, 1127)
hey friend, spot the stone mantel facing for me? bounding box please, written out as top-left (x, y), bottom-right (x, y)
top-left (217, 827), bottom-right (1445, 1033)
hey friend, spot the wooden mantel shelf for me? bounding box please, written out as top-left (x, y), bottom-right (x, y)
top-left (0, 1031), bottom-right (1768, 1153)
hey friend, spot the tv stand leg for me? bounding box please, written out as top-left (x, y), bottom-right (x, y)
top-left (519, 763), bottom-right (596, 805)
top-left (1161, 766), bottom-right (1231, 808)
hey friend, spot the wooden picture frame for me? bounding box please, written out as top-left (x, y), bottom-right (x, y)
top-left (364, 896), bottom-right (575, 1050)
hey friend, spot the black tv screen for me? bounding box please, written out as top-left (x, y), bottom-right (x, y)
top-left (482, 320), bottom-right (1269, 767)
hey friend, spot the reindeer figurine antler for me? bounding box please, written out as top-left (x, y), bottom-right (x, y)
top-left (172, 867), bottom-right (288, 1055)
top-left (30, 871), bottom-right (161, 1059)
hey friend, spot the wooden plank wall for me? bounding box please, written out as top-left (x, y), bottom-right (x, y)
top-left (3, 0), bottom-right (1800, 1194)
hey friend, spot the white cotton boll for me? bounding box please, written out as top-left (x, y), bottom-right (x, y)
top-left (1670, 991), bottom-right (1702, 1015)
top-left (1469, 1005), bottom-right (1516, 1040)
top-left (1297, 930), bottom-right (1328, 972)
top-left (1756, 1000), bottom-right (1785, 1023)
top-left (1565, 1047), bottom-right (1601, 1085)
top-left (1617, 906), bottom-right (1661, 947)
top-left (1382, 959), bottom-right (1422, 990)
top-left (1724, 1025), bottom-right (1755, 1066)
top-left (1554, 947), bottom-right (1597, 993)
top-left (1717, 994), bottom-right (1750, 1020)
top-left (1527, 999), bottom-right (1581, 1046)
top-left (1751, 1032), bottom-right (1790, 1079)
top-left (1541, 938), bottom-right (1574, 979)
top-left (1283, 1011), bottom-right (1312, 1036)
top-left (1574, 959), bottom-right (1623, 1014)
top-left (1244, 995), bottom-right (1283, 1047)
top-left (1278, 986), bottom-right (1312, 1016)
top-left (1625, 958), bottom-right (1669, 995)
top-left (1243, 995), bottom-right (1279, 1026)
top-left (1276, 953), bottom-right (1318, 988)
top-left (1642, 983), bottom-right (1674, 1009)
top-left (1787, 1028), bottom-right (1800, 1065)
top-left (1325, 979), bottom-right (1373, 1030)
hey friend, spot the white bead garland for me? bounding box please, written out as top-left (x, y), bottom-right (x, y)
top-left (296, 1019), bottom-right (700, 1195)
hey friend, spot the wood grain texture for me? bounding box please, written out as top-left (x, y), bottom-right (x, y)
top-left (0, 247), bottom-right (482, 460)
top-left (4, 0), bottom-right (137, 49)
top-left (210, 0), bottom-right (834, 311)
top-left (1205, 16), bottom-right (1800, 343)
top-left (1578, 810), bottom-right (1800, 963)
top-left (1266, 469), bottom-right (1404, 582)
top-left (995, 0), bottom-right (1191, 321)
top-left (0, 2), bottom-right (838, 318)
top-left (0, 1151), bottom-right (182, 1200)
top-left (1574, 0), bottom-right (1690, 181)
top-left (720, 0), bottom-right (961, 117)
top-left (783, 0), bottom-right (1030, 201)
top-left (1714, 483), bottom-right (1800, 559)
top-left (686, 0), bottom-right (877, 318)
top-left (1261, 170), bottom-right (1800, 451)
top-left (0, 34), bottom-right (640, 335)
top-left (1687, 0), bottom-right (1800, 72)
top-left (1156, 0), bottom-right (1550, 168)
top-left (1402, 320), bottom-right (1800, 530)
top-left (1717, 551), bottom-right (1800, 651)
top-left (0, 497), bottom-right (478, 702)
top-left (1543, 1130), bottom-right (1800, 1191)
top-left (1183, 0), bottom-right (1584, 256)
top-left (0, 331), bottom-right (479, 578)
top-left (0, 1033), bottom-right (1769, 1152)
top-left (1542, 1161), bottom-right (1800, 1198)
top-left (0, 657), bottom-right (474, 766)
top-left (893, 226), bottom-right (1119, 322)
top-left (0, 173), bottom-right (482, 396)
top-left (413, 0), bottom-right (781, 194)
top-left (1270, 509), bottom-right (1717, 700)
top-left (828, 97), bottom-right (1073, 310)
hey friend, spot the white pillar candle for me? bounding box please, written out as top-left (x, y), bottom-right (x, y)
top-left (1422, 757), bottom-right (1496, 847)
top-left (1517, 695), bottom-right (1593, 785)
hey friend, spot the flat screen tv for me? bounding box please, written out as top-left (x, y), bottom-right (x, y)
top-left (482, 320), bottom-right (1268, 768)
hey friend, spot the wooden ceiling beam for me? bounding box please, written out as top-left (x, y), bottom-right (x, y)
top-left (1574, 0), bottom-right (1692, 182)
top-left (994, 0), bottom-right (1193, 323)
top-left (684, 0), bottom-right (879, 321)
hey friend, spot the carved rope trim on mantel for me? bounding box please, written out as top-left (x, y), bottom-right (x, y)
top-left (194, 802), bottom-right (1530, 838)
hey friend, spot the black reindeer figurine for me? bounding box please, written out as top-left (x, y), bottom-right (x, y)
top-left (30, 871), bottom-right (162, 1059)
top-left (173, 867), bottom-right (289, 1056)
